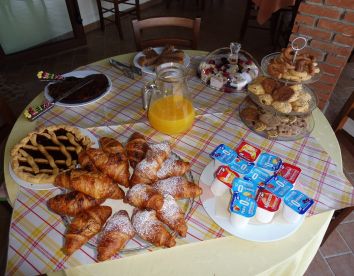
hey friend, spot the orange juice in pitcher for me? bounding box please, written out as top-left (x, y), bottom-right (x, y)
top-left (143, 63), bottom-right (195, 135)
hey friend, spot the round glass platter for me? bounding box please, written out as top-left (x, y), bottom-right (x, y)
top-left (261, 52), bottom-right (322, 85)
top-left (61, 151), bottom-right (196, 253)
top-left (239, 97), bottom-right (315, 141)
top-left (197, 48), bottom-right (261, 93)
top-left (247, 82), bottom-right (318, 116)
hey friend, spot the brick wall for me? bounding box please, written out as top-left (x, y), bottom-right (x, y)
top-left (291, 0), bottom-right (354, 109)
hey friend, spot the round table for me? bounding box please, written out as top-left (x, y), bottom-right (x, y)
top-left (4, 51), bottom-right (340, 276)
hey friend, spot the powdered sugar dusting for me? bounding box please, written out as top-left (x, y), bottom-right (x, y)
top-left (153, 176), bottom-right (184, 196)
top-left (135, 158), bottom-right (158, 177)
top-left (149, 141), bottom-right (170, 154)
top-left (127, 184), bottom-right (150, 201)
top-left (132, 209), bottom-right (159, 237)
top-left (159, 194), bottom-right (180, 224)
top-left (101, 210), bottom-right (135, 237)
top-left (156, 158), bottom-right (175, 179)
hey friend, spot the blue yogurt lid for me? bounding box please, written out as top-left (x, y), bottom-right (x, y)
top-left (229, 193), bottom-right (257, 217)
top-left (284, 190), bottom-right (314, 215)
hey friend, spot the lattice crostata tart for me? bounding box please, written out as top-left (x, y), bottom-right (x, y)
top-left (11, 125), bottom-right (93, 184)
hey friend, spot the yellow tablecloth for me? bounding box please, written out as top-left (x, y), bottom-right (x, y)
top-left (5, 51), bottom-right (343, 276)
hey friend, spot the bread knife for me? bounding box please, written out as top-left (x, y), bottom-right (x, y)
top-left (28, 78), bottom-right (94, 121)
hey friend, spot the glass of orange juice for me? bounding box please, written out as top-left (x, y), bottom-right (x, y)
top-left (143, 63), bottom-right (195, 135)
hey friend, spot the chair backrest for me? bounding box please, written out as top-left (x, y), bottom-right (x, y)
top-left (332, 91), bottom-right (354, 133)
top-left (132, 17), bottom-right (201, 51)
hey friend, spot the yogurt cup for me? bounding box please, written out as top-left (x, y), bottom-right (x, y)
top-left (244, 167), bottom-right (271, 188)
top-left (255, 190), bottom-right (281, 223)
top-left (229, 193), bottom-right (257, 228)
top-left (278, 163), bottom-right (302, 184)
top-left (265, 175), bottom-right (293, 198)
top-left (256, 153), bottom-right (282, 172)
top-left (210, 144), bottom-right (237, 171)
top-left (232, 178), bottom-right (258, 198)
top-left (211, 166), bottom-right (239, 196)
top-left (229, 156), bottom-right (254, 175)
top-left (283, 190), bottom-right (314, 223)
top-left (235, 141), bottom-right (261, 162)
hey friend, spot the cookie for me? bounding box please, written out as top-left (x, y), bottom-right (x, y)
top-left (248, 83), bottom-right (265, 95)
top-left (267, 130), bottom-right (279, 138)
top-left (259, 113), bottom-right (281, 127)
top-left (261, 78), bottom-right (279, 94)
top-left (288, 116), bottom-right (297, 124)
top-left (292, 102), bottom-right (309, 113)
top-left (298, 91), bottom-right (312, 102)
top-left (272, 86), bottom-right (294, 102)
top-left (272, 101), bottom-right (292, 114)
top-left (240, 107), bottom-right (259, 122)
top-left (258, 94), bottom-right (273, 105)
top-left (288, 89), bottom-right (300, 103)
top-left (254, 121), bottom-right (267, 131)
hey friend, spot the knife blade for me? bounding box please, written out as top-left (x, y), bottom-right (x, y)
top-left (28, 78), bottom-right (94, 121)
top-left (109, 58), bottom-right (142, 77)
top-left (52, 78), bottom-right (94, 103)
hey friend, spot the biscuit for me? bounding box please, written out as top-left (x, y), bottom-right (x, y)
top-left (272, 101), bottom-right (292, 113)
top-left (248, 83), bottom-right (265, 95)
top-left (258, 94), bottom-right (273, 105)
top-left (272, 86), bottom-right (294, 102)
top-left (298, 91), bottom-right (312, 102)
top-left (288, 89), bottom-right (300, 103)
top-left (261, 78), bottom-right (279, 94)
top-left (259, 113), bottom-right (281, 127)
top-left (292, 102), bottom-right (309, 113)
top-left (267, 130), bottom-right (279, 138)
top-left (240, 107), bottom-right (259, 122)
top-left (254, 121), bottom-right (267, 131)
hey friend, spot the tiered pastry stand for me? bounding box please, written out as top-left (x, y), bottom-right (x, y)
top-left (240, 37), bottom-right (322, 141)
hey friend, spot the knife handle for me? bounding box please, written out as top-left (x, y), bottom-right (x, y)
top-left (24, 101), bottom-right (55, 121)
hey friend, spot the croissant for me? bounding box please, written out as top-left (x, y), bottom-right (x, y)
top-left (78, 151), bottom-right (98, 172)
top-left (86, 148), bottom-right (130, 187)
top-left (99, 137), bottom-right (127, 161)
top-left (55, 169), bottom-right (125, 200)
top-left (47, 191), bottom-right (105, 217)
top-left (125, 184), bottom-right (164, 210)
top-left (146, 141), bottom-right (171, 165)
top-left (126, 132), bottom-right (149, 168)
top-left (152, 176), bottom-right (202, 200)
top-left (97, 210), bottom-right (135, 261)
top-left (130, 142), bottom-right (171, 186)
top-left (64, 205), bottom-right (112, 255)
top-left (156, 194), bottom-right (187, 237)
top-left (156, 158), bottom-right (190, 180)
top-left (132, 209), bottom-right (176, 248)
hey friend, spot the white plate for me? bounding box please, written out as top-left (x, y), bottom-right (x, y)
top-left (133, 47), bottom-right (191, 75)
top-left (199, 161), bottom-right (304, 242)
top-left (44, 70), bottom-right (112, 107)
top-left (9, 128), bottom-right (99, 190)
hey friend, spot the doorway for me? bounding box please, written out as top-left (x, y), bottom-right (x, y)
top-left (0, 0), bottom-right (86, 64)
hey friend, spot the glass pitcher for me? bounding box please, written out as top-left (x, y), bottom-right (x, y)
top-left (143, 63), bottom-right (195, 135)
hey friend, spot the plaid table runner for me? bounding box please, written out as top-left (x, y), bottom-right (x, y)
top-left (6, 57), bottom-right (354, 275)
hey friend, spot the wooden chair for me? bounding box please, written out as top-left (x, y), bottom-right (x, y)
top-left (321, 91), bottom-right (354, 246)
top-left (132, 17), bottom-right (201, 51)
top-left (95, 0), bottom-right (140, 39)
top-left (0, 95), bottom-right (15, 202)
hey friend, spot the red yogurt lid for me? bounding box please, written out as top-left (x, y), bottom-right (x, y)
top-left (215, 166), bottom-right (239, 188)
top-left (256, 190), bottom-right (281, 212)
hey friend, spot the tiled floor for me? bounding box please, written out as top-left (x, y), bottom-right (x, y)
top-left (0, 0), bottom-right (353, 275)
